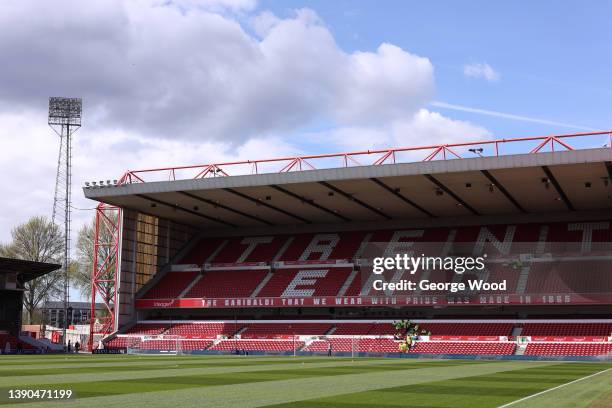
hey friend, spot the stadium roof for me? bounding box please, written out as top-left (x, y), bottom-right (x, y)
top-left (0, 257), bottom-right (61, 283)
top-left (84, 137), bottom-right (612, 230)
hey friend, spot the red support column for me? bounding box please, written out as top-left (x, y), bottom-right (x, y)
top-left (88, 203), bottom-right (122, 351)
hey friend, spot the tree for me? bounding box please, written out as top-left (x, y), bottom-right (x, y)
top-left (0, 216), bottom-right (64, 324)
top-left (72, 221), bottom-right (94, 300)
top-left (73, 212), bottom-right (118, 306)
top-left (393, 319), bottom-right (429, 352)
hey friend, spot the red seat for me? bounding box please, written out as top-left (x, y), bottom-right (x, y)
top-left (165, 322), bottom-right (238, 338)
top-left (210, 339), bottom-right (304, 352)
top-left (410, 342), bottom-right (515, 355)
top-left (105, 336), bottom-right (141, 349)
top-left (304, 338), bottom-right (399, 353)
top-left (521, 323), bottom-right (612, 336)
top-left (184, 270), bottom-right (268, 298)
top-left (525, 343), bottom-right (612, 356)
top-left (125, 323), bottom-right (169, 335)
top-left (141, 272), bottom-right (197, 299)
top-left (240, 323), bottom-right (331, 338)
top-left (257, 268), bottom-right (352, 297)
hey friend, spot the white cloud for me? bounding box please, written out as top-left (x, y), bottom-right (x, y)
top-left (302, 109), bottom-right (490, 158)
top-left (138, 0), bottom-right (258, 13)
top-left (391, 109), bottom-right (491, 146)
top-left (0, 1), bottom-right (492, 245)
top-left (336, 43), bottom-right (433, 124)
top-left (463, 62), bottom-right (501, 82)
top-left (251, 11), bottom-right (281, 37)
top-left (0, 110), bottom-right (298, 242)
top-left (431, 101), bottom-right (599, 131)
top-left (0, 3), bottom-right (434, 143)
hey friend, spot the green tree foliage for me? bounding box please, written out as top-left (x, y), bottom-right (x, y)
top-left (72, 221), bottom-right (94, 300)
top-left (393, 319), bottom-right (431, 352)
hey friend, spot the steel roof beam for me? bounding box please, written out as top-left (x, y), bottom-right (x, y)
top-left (541, 166), bottom-right (575, 211)
top-left (369, 178), bottom-right (435, 218)
top-left (270, 185), bottom-right (351, 222)
top-left (480, 170), bottom-right (527, 214)
top-left (318, 181), bottom-right (392, 220)
top-left (136, 194), bottom-right (237, 227)
top-left (223, 188), bottom-right (311, 224)
top-left (605, 161), bottom-right (612, 180)
top-left (424, 174), bottom-right (480, 215)
top-left (178, 191), bottom-right (274, 226)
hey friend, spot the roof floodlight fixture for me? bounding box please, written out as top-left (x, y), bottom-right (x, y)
top-left (48, 97), bottom-right (82, 127)
top-left (468, 147), bottom-right (484, 157)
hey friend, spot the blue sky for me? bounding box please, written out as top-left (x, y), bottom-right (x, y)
top-left (261, 0), bottom-right (610, 139)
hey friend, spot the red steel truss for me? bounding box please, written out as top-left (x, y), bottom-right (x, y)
top-left (116, 130), bottom-right (612, 184)
top-left (88, 203), bottom-right (122, 350)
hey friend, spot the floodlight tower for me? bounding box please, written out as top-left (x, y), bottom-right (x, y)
top-left (48, 97), bottom-right (82, 347)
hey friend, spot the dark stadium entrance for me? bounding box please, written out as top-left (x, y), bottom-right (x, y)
top-left (0, 257), bottom-right (60, 354)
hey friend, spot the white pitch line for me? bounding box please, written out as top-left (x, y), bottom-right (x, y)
top-left (498, 368), bottom-right (611, 408)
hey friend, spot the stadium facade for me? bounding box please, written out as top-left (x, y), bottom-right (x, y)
top-left (82, 131), bottom-right (612, 357)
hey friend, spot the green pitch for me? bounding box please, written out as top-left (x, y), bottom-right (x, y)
top-left (0, 355), bottom-right (610, 407)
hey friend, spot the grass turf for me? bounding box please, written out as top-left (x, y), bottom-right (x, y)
top-left (0, 355), bottom-right (609, 407)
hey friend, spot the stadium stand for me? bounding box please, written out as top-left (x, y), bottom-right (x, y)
top-left (524, 343), bottom-right (612, 356)
top-left (240, 323), bottom-right (332, 338)
top-left (525, 262), bottom-right (612, 294)
top-left (125, 324), bottom-right (170, 335)
top-left (141, 272), bottom-right (198, 299)
top-left (106, 321), bottom-right (612, 356)
top-left (134, 222), bottom-right (612, 304)
top-left (257, 267), bottom-right (352, 297)
top-left (139, 339), bottom-right (212, 351)
top-left (409, 342), bottom-right (515, 355)
top-left (210, 339), bottom-right (304, 352)
top-left (332, 323), bottom-right (379, 336)
top-left (104, 336), bottom-right (141, 349)
top-left (104, 220), bottom-right (612, 358)
top-left (331, 322), bottom-right (513, 337)
top-left (106, 319), bottom-right (612, 357)
top-left (520, 323), bottom-right (612, 336)
top-left (176, 222), bottom-right (612, 266)
top-left (304, 338), bottom-right (399, 353)
top-left (0, 333), bottom-right (37, 351)
top-left (184, 269), bottom-right (268, 298)
top-left (179, 340), bottom-right (214, 350)
top-left (165, 322), bottom-right (238, 338)
top-left (179, 238), bottom-right (224, 265)
top-left (417, 323), bottom-right (513, 336)
top-left (213, 237), bottom-right (286, 263)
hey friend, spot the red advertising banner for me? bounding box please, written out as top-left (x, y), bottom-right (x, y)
top-left (529, 336), bottom-right (608, 342)
top-left (281, 260), bottom-right (351, 266)
top-left (135, 293), bottom-right (612, 309)
top-left (428, 336), bottom-right (501, 341)
top-left (208, 262), bottom-right (267, 268)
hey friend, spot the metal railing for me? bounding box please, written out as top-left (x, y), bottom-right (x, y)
top-left (113, 130), bottom-right (612, 185)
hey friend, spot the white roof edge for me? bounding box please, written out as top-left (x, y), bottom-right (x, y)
top-left (85, 148), bottom-right (612, 200)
